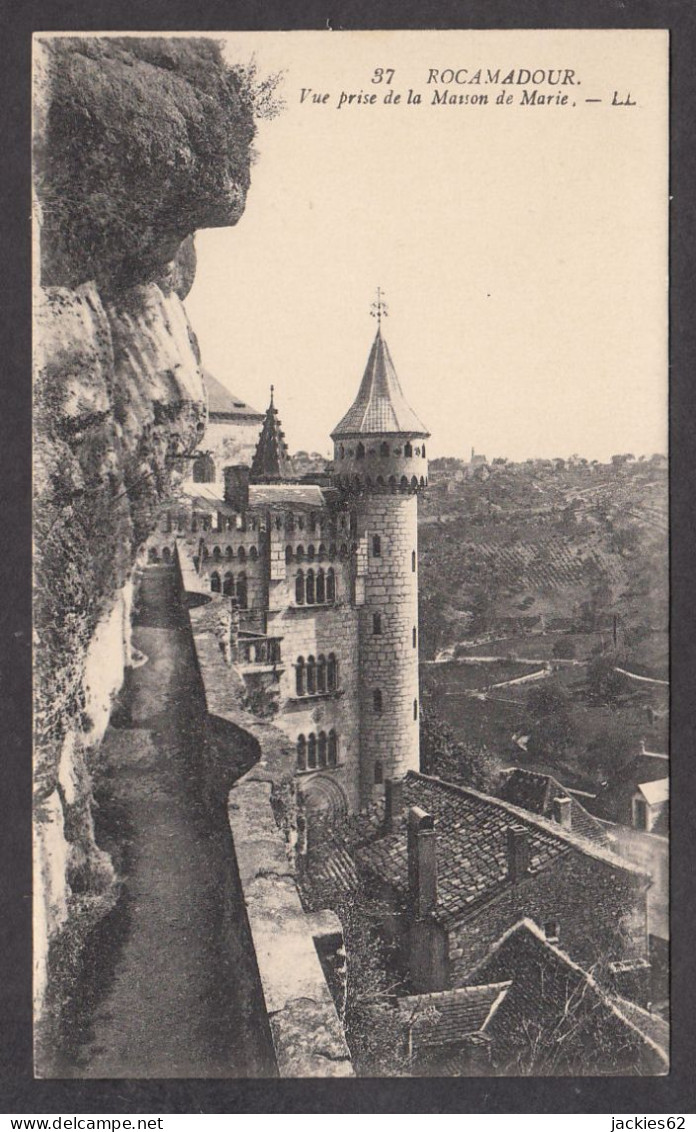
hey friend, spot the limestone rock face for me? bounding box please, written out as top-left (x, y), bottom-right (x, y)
top-left (32, 36), bottom-right (257, 1026)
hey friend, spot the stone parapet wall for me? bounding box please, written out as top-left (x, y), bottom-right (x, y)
top-left (175, 542), bottom-right (354, 1077)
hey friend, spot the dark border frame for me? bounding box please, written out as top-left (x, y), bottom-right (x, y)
top-left (3, 0), bottom-right (695, 1114)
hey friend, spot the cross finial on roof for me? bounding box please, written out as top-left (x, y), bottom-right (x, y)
top-left (370, 286), bottom-right (388, 327)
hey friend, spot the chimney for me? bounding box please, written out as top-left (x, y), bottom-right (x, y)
top-left (407, 806), bottom-right (438, 917)
top-left (552, 795), bottom-right (572, 830)
top-left (384, 778), bottom-right (405, 831)
top-left (506, 825), bottom-right (530, 883)
top-left (223, 465), bottom-right (250, 511)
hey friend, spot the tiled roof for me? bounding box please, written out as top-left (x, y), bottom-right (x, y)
top-left (298, 842), bottom-right (360, 913)
top-left (331, 328), bottom-right (429, 437)
top-left (203, 371), bottom-right (263, 419)
top-left (498, 769), bottom-right (613, 850)
top-left (250, 393), bottom-right (295, 482)
top-left (357, 773), bottom-right (643, 927)
top-left (466, 919), bottom-right (669, 1074)
top-left (397, 983), bottom-right (511, 1053)
top-left (248, 484), bottom-right (327, 507)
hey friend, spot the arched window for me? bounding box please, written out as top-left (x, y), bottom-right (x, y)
top-left (327, 653), bottom-right (338, 692)
top-left (296, 545), bottom-right (305, 562)
top-left (249, 546), bottom-right (258, 561)
top-left (420, 476), bottom-right (425, 488)
top-left (296, 657), bottom-right (305, 697)
top-left (318, 731), bottom-right (328, 768)
top-left (413, 626), bottom-right (417, 648)
top-left (297, 735), bottom-right (307, 771)
top-left (236, 572), bottom-right (248, 609)
top-left (377, 476), bottom-right (385, 488)
top-left (413, 698), bottom-right (418, 721)
top-left (372, 534), bottom-right (381, 557)
top-left (238, 546), bottom-right (246, 564)
top-left (329, 543), bottom-right (337, 560)
top-left (212, 546), bottom-right (221, 561)
top-left (400, 476), bottom-right (409, 492)
top-left (411, 476), bottom-right (419, 491)
top-left (223, 572), bottom-right (234, 596)
top-left (374, 760), bottom-right (383, 785)
top-left (412, 550), bottom-right (417, 572)
top-left (192, 452), bottom-right (216, 483)
top-left (202, 546), bottom-right (210, 561)
top-left (328, 730), bottom-right (338, 767)
top-left (405, 441), bottom-right (413, 458)
top-left (317, 654), bottom-right (327, 693)
top-left (148, 547), bottom-right (159, 563)
top-left (316, 568), bottom-right (326, 604)
top-left (225, 545), bottom-right (234, 560)
top-left (339, 542), bottom-right (348, 559)
top-left (306, 569), bottom-right (315, 605)
top-left (295, 571), bottom-right (304, 605)
top-left (285, 545), bottom-right (293, 564)
top-left (389, 476), bottom-right (397, 493)
top-left (318, 543), bottom-right (327, 561)
top-left (308, 733), bottom-right (317, 769)
top-left (373, 612), bottom-right (382, 635)
top-left (381, 440), bottom-right (390, 457)
top-left (191, 517), bottom-right (199, 533)
top-left (307, 656), bottom-right (316, 695)
top-left (422, 444), bottom-right (427, 458)
top-left (373, 688), bottom-right (383, 714)
top-left (356, 442), bottom-right (365, 460)
top-left (210, 571), bottom-right (221, 593)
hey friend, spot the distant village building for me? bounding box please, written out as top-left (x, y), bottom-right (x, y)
top-left (465, 447), bottom-right (489, 480)
top-left (632, 778), bottom-right (668, 834)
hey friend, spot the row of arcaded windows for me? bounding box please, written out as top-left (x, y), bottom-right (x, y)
top-left (297, 730), bottom-right (339, 771)
top-left (209, 571), bottom-right (248, 607)
top-left (372, 689), bottom-right (418, 720)
top-left (283, 512), bottom-right (350, 535)
top-left (203, 545), bottom-right (258, 563)
top-left (295, 654), bottom-right (339, 696)
top-left (334, 474), bottom-right (427, 493)
top-left (285, 543), bottom-right (348, 563)
top-left (337, 441), bottom-right (426, 460)
top-left (295, 567), bottom-right (336, 605)
top-left (148, 546), bottom-right (172, 563)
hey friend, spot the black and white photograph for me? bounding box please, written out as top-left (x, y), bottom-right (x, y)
top-left (31, 29), bottom-right (669, 1081)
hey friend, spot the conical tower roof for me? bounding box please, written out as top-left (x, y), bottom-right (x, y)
top-left (332, 327), bottom-right (429, 438)
top-left (250, 387), bottom-right (295, 482)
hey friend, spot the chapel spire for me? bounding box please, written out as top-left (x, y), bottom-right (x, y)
top-left (250, 386), bottom-right (294, 482)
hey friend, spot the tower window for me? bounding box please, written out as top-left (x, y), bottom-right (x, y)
top-left (413, 626), bottom-right (417, 648)
top-left (226, 546), bottom-right (234, 560)
top-left (285, 545), bottom-right (293, 564)
top-left (308, 733), bottom-right (317, 769)
top-left (297, 734), bottom-right (307, 771)
top-left (380, 441), bottom-right (390, 457)
top-left (372, 534), bottom-right (381, 557)
top-left (238, 546), bottom-right (246, 564)
top-left (412, 550), bottom-right (417, 572)
top-left (212, 545), bottom-right (221, 561)
top-left (162, 546), bottom-right (171, 563)
top-left (373, 688), bottom-right (383, 714)
top-left (544, 920), bottom-right (560, 943)
top-left (306, 568), bottom-right (315, 605)
top-left (326, 567), bottom-right (336, 602)
top-left (296, 545), bottom-right (305, 562)
top-left (356, 442), bottom-right (365, 460)
top-left (328, 730), bottom-right (338, 767)
top-left (374, 760), bottom-right (383, 785)
top-left (422, 444), bottom-right (427, 458)
top-left (373, 612), bottom-right (382, 635)
top-left (317, 654), bottom-right (327, 694)
top-left (413, 698), bottom-right (418, 721)
top-left (307, 544), bottom-right (315, 560)
top-left (236, 572), bottom-right (248, 609)
top-left (318, 731), bottom-right (328, 768)
top-left (405, 441), bottom-right (413, 458)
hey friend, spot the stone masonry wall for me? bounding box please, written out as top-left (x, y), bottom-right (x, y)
top-left (356, 493), bottom-right (421, 803)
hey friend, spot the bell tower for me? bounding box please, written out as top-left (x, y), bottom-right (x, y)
top-left (331, 294), bottom-right (429, 805)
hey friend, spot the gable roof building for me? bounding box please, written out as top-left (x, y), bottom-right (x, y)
top-left (497, 768), bottom-right (613, 850)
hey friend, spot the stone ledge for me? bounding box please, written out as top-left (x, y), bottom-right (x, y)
top-left (175, 541), bottom-right (354, 1078)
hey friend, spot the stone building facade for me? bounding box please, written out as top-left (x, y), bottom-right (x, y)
top-left (145, 324), bottom-right (429, 822)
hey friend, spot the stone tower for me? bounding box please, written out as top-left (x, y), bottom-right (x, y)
top-left (331, 320), bottom-right (429, 805)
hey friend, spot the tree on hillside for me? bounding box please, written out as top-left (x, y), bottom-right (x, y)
top-left (526, 681), bottom-right (577, 759)
top-left (552, 638), bottom-right (577, 660)
top-left (581, 723), bottom-right (635, 780)
top-left (585, 656), bottom-right (629, 706)
top-left (419, 703), bottom-right (499, 792)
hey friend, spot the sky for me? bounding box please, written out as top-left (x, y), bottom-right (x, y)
top-left (185, 30), bottom-right (668, 462)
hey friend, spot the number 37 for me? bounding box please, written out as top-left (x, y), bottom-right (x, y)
top-left (371, 68), bottom-right (395, 84)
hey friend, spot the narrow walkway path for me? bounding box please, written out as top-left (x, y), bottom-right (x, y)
top-left (59, 566), bottom-right (271, 1078)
